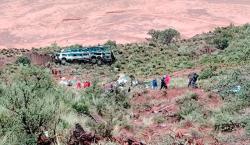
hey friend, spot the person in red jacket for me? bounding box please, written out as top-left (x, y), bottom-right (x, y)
top-left (165, 75), bottom-right (171, 89)
top-left (83, 81), bottom-right (91, 88)
top-left (76, 81), bottom-right (81, 89)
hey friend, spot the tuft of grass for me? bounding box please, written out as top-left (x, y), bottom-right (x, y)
top-left (176, 92), bottom-right (198, 105)
top-left (153, 114), bottom-right (166, 124)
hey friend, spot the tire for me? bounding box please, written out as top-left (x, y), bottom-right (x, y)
top-left (91, 58), bottom-right (97, 64)
top-left (73, 59), bottom-right (78, 64)
top-left (107, 61), bottom-right (112, 66)
top-left (61, 58), bottom-right (66, 65)
top-left (97, 59), bottom-right (103, 66)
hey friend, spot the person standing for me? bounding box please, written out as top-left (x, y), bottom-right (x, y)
top-left (152, 78), bottom-right (158, 89)
top-left (160, 76), bottom-right (167, 90)
top-left (188, 72), bottom-right (199, 88)
top-left (165, 75), bottom-right (171, 89)
top-left (76, 81), bottom-right (81, 89)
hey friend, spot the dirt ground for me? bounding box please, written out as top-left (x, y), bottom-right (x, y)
top-left (116, 86), bottom-right (249, 145)
top-left (111, 68), bottom-right (249, 145)
top-left (1, 0), bottom-right (250, 48)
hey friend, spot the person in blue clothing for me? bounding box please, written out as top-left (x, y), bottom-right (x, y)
top-left (152, 78), bottom-right (158, 89)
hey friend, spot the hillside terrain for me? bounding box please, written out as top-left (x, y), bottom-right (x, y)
top-left (1, 0), bottom-right (250, 48)
top-left (0, 23), bottom-right (249, 145)
top-left (1, 1), bottom-right (250, 144)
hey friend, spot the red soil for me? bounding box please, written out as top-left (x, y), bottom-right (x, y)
top-left (122, 88), bottom-right (220, 144)
top-left (1, 0), bottom-right (250, 48)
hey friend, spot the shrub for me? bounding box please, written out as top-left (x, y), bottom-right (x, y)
top-left (153, 115), bottom-right (166, 124)
top-left (211, 26), bottom-right (234, 50)
top-left (176, 93), bottom-right (206, 123)
top-left (245, 118), bottom-right (250, 136)
top-left (104, 40), bottom-right (117, 49)
top-left (15, 56), bottom-right (31, 65)
top-left (199, 67), bottom-right (216, 80)
top-left (0, 65), bottom-right (61, 144)
top-left (213, 111), bottom-right (244, 132)
top-left (214, 70), bottom-right (250, 101)
top-left (68, 44), bottom-right (82, 49)
top-left (72, 102), bottom-right (90, 115)
top-left (213, 37), bottom-right (229, 50)
top-left (148, 28), bottom-right (180, 45)
top-left (178, 98), bottom-right (202, 121)
top-left (86, 117), bottom-right (114, 138)
top-left (149, 135), bottom-right (175, 145)
top-left (82, 81), bottom-right (131, 139)
top-left (211, 68), bottom-right (250, 132)
top-left (176, 93), bottom-right (198, 105)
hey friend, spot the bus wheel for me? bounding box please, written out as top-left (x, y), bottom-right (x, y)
top-left (91, 58), bottom-right (97, 64)
top-left (61, 58), bottom-right (66, 65)
top-left (97, 59), bottom-right (103, 66)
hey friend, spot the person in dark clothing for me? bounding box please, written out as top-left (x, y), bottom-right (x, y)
top-left (128, 87), bottom-right (131, 92)
top-left (188, 73), bottom-right (199, 88)
top-left (160, 76), bottom-right (167, 90)
top-left (152, 78), bottom-right (158, 89)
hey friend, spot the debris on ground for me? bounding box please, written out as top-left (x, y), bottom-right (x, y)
top-left (114, 136), bottom-right (146, 145)
top-left (68, 123), bottom-right (101, 145)
top-left (37, 133), bottom-right (56, 145)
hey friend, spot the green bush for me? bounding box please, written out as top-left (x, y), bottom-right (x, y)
top-left (211, 26), bottom-right (235, 50)
top-left (15, 56), bottom-right (31, 65)
top-left (176, 93), bottom-right (206, 123)
top-left (80, 80), bottom-right (131, 139)
top-left (177, 97), bottom-right (203, 122)
top-left (68, 44), bottom-right (82, 49)
top-left (149, 135), bottom-right (176, 145)
top-left (104, 40), bottom-right (117, 49)
top-left (148, 28), bottom-right (180, 45)
top-left (213, 37), bottom-right (229, 50)
top-left (0, 65), bottom-right (61, 145)
top-left (199, 67), bottom-right (216, 80)
top-left (72, 102), bottom-right (90, 115)
top-left (176, 93), bottom-right (198, 105)
top-left (245, 118), bottom-right (250, 136)
top-left (211, 68), bottom-right (250, 132)
top-left (212, 110), bottom-right (245, 132)
top-left (153, 115), bottom-right (166, 124)
top-left (214, 70), bottom-right (250, 101)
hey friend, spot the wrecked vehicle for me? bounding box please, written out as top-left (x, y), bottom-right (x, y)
top-left (54, 46), bottom-right (116, 65)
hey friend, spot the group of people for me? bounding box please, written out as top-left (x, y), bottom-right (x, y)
top-left (151, 72), bottom-right (199, 90)
top-left (151, 74), bottom-right (171, 90)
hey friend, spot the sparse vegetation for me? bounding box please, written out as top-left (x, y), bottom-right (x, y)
top-left (0, 24), bottom-right (250, 144)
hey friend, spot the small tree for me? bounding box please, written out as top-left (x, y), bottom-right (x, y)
top-left (213, 36), bottom-right (229, 50)
top-left (104, 40), bottom-right (117, 48)
top-left (15, 56), bottom-right (31, 65)
top-left (0, 66), bottom-right (61, 145)
top-left (211, 26), bottom-right (234, 50)
top-left (69, 44), bottom-right (83, 49)
top-left (148, 28), bottom-right (180, 45)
